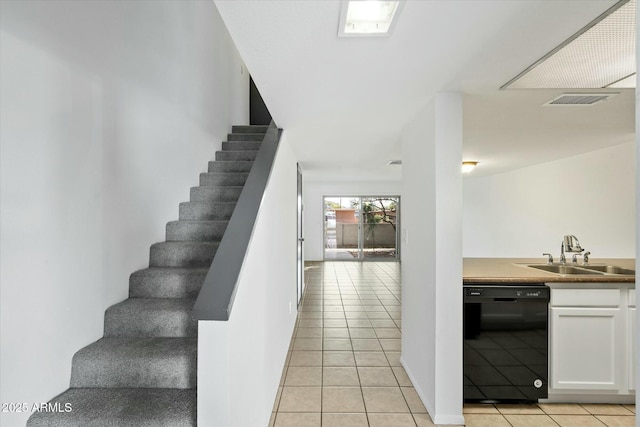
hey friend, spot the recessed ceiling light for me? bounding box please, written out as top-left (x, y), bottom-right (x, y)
top-left (387, 160), bottom-right (402, 165)
top-left (338, 1), bottom-right (403, 37)
top-left (502, 0), bottom-right (635, 89)
top-left (462, 161), bottom-right (478, 173)
top-left (543, 92), bottom-right (619, 106)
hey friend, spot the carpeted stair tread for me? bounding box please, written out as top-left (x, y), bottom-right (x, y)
top-left (104, 298), bottom-right (196, 337)
top-left (166, 220), bottom-right (228, 242)
top-left (190, 185), bottom-right (243, 202)
top-left (130, 268), bottom-right (207, 298)
top-left (227, 132), bottom-right (265, 141)
top-left (27, 388), bottom-right (196, 427)
top-left (178, 201), bottom-right (237, 221)
top-left (149, 241), bottom-right (219, 267)
top-left (208, 160), bottom-right (254, 173)
top-left (215, 150), bottom-right (258, 162)
top-left (32, 124), bottom-right (264, 426)
top-left (199, 172), bottom-right (249, 186)
top-left (222, 141), bottom-right (262, 151)
top-left (232, 125), bottom-right (269, 134)
top-left (70, 337), bottom-right (196, 389)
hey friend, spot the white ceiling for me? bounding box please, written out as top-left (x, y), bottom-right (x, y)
top-left (215, 0), bottom-right (634, 180)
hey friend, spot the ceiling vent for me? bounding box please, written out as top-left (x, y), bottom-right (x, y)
top-left (386, 160), bottom-right (402, 165)
top-left (543, 92), bottom-right (618, 106)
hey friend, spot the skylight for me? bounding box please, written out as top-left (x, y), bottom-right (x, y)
top-left (338, 1), bottom-right (402, 37)
top-left (502, 0), bottom-right (636, 89)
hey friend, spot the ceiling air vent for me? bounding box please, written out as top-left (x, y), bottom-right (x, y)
top-left (387, 160), bottom-right (402, 165)
top-left (543, 92), bottom-right (618, 106)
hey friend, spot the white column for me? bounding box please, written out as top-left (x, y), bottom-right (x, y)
top-left (401, 92), bottom-right (463, 425)
top-left (434, 93), bottom-right (464, 423)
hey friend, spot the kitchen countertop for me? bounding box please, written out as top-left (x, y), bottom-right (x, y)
top-left (464, 257), bottom-right (636, 284)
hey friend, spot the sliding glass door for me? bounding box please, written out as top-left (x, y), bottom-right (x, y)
top-left (323, 196), bottom-right (400, 261)
top-left (361, 197), bottom-right (399, 259)
top-left (323, 197), bottom-right (359, 260)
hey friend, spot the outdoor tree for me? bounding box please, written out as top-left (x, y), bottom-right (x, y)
top-left (361, 198), bottom-right (397, 251)
top-left (362, 198), bottom-right (396, 231)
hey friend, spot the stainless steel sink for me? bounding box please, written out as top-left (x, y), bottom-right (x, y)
top-left (526, 263), bottom-right (635, 276)
top-left (528, 265), bottom-right (601, 275)
top-left (578, 265), bottom-right (636, 275)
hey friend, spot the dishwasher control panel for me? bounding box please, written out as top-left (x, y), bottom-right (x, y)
top-left (464, 284), bottom-right (550, 301)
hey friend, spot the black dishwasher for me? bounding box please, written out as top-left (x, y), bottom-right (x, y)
top-left (463, 284), bottom-right (550, 403)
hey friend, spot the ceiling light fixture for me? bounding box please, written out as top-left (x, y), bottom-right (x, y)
top-left (502, 0), bottom-right (635, 89)
top-left (462, 161), bottom-right (478, 174)
top-left (338, 1), bottom-right (403, 37)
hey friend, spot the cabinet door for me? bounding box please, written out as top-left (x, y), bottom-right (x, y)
top-left (629, 306), bottom-right (636, 392)
top-left (550, 306), bottom-right (624, 391)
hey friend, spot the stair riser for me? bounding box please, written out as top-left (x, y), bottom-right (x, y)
top-left (199, 173), bottom-right (248, 187)
top-left (190, 187), bottom-right (242, 202)
top-left (149, 243), bottom-right (218, 268)
top-left (227, 133), bottom-right (265, 141)
top-left (215, 151), bottom-right (258, 162)
top-left (179, 202), bottom-right (236, 221)
top-left (130, 269), bottom-right (207, 299)
top-left (26, 389), bottom-right (196, 427)
top-left (222, 141), bottom-right (261, 151)
top-left (166, 221), bottom-right (228, 242)
top-left (104, 302), bottom-right (197, 338)
top-left (232, 125), bottom-right (269, 134)
top-left (208, 161), bottom-right (254, 173)
top-left (71, 349), bottom-right (196, 389)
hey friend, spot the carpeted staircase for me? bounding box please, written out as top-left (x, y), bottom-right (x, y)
top-left (27, 125), bottom-right (268, 427)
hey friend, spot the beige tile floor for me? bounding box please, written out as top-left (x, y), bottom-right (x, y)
top-left (270, 262), bottom-right (636, 427)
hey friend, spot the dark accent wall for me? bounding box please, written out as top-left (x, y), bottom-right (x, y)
top-left (250, 77), bottom-right (272, 125)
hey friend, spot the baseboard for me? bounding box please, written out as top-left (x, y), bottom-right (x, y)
top-left (400, 355), bottom-right (466, 426)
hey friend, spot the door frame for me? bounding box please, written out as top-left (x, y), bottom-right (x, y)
top-left (296, 164), bottom-right (304, 306)
top-left (323, 195), bottom-right (401, 261)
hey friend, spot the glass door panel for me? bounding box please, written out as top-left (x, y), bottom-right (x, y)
top-left (362, 197), bottom-right (399, 259)
top-left (324, 197), bottom-right (360, 260)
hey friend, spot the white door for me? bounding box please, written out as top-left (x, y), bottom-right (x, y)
top-left (296, 164), bottom-right (303, 306)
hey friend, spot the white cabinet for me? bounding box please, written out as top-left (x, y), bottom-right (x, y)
top-left (549, 287), bottom-right (631, 395)
top-left (550, 306), bottom-right (623, 390)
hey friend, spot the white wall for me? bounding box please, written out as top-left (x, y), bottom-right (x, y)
top-left (303, 180), bottom-right (402, 261)
top-left (635, 3), bottom-right (639, 412)
top-left (0, 2), bottom-right (247, 425)
top-left (198, 135), bottom-right (298, 427)
top-left (401, 94), bottom-right (464, 425)
top-left (463, 142), bottom-right (636, 259)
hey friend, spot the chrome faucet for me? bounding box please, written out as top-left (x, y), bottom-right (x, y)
top-left (561, 235), bottom-right (583, 265)
top-left (543, 253), bottom-right (554, 264)
top-left (583, 251), bottom-right (591, 265)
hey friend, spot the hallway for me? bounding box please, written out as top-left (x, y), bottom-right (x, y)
top-left (270, 261), bottom-right (434, 426)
